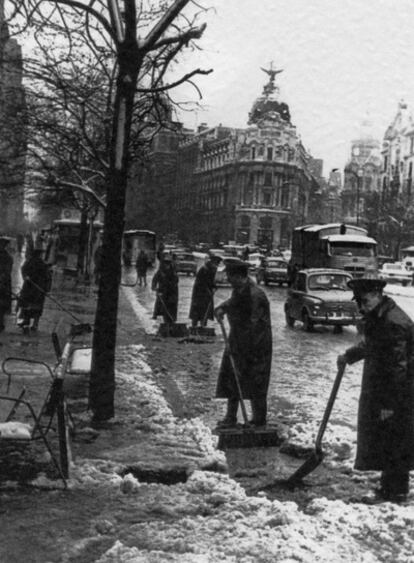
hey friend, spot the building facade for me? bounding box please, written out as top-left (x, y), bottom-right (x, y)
top-left (126, 65), bottom-right (323, 249)
top-left (0, 0), bottom-right (26, 232)
top-left (171, 66), bottom-right (322, 248)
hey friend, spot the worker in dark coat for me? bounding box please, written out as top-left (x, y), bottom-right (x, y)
top-left (151, 254), bottom-right (179, 324)
top-left (136, 250), bottom-right (149, 287)
top-left (18, 248), bottom-right (52, 333)
top-left (0, 237), bottom-right (13, 333)
top-left (215, 260), bottom-right (272, 427)
top-left (338, 275), bottom-right (414, 504)
top-left (189, 254), bottom-right (221, 327)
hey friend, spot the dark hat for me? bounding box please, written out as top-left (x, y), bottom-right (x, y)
top-left (225, 259), bottom-right (249, 276)
top-left (208, 253), bottom-right (222, 264)
top-left (347, 276), bottom-right (386, 295)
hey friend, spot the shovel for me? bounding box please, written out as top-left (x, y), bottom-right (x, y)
top-left (286, 363), bottom-right (346, 485)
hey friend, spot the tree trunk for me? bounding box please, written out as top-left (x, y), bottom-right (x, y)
top-left (89, 45), bottom-right (140, 420)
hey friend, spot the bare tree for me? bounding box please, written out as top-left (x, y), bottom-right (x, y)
top-left (10, 0), bottom-right (211, 420)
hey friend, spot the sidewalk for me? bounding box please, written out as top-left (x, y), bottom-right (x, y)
top-left (1, 277), bottom-right (414, 563)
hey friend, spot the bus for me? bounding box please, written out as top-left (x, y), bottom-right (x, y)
top-left (122, 230), bottom-right (156, 266)
top-left (48, 218), bottom-right (103, 274)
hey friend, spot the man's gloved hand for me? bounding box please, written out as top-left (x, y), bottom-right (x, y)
top-left (214, 307), bottom-right (225, 323)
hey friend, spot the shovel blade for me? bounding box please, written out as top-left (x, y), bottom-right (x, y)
top-left (286, 450), bottom-right (324, 485)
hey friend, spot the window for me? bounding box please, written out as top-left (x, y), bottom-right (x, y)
top-left (267, 147), bottom-right (273, 160)
top-left (281, 184), bottom-right (290, 208)
top-left (262, 191), bottom-right (271, 206)
top-left (264, 172), bottom-right (272, 186)
top-left (410, 137), bottom-right (414, 155)
top-left (251, 146), bottom-right (256, 160)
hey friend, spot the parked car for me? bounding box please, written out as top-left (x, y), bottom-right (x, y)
top-left (284, 268), bottom-right (361, 332)
top-left (215, 256), bottom-right (247, 286)
top-left (379, 262), bottom-right (412, 286)
top-left (257, 258), bottom-right (289, 286)
top-left (174, 251), bottom-right (197, 276)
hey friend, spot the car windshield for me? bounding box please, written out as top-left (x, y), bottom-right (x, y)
top-left (308, 273), bottom-right (351, 290)
top-left (176, 253), bottom-right (194, 261)
top-left (329, 242), bottom-right (375, 257)
top-left (267, 260), bottom-right (287, 268)
top-left (384, 263), bottom-right (403, 270)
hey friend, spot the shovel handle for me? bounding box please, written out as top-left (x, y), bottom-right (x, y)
top-left (217, 319), bottom-right (250, 425)
top-left (314, 363), bottom-right (346, 450)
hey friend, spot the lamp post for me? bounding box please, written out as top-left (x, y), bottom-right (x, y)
top-left (356, 168), bottom-right (364, 226)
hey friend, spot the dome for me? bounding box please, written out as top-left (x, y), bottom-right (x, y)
top-left (248, 64), bottom-right (291, 125)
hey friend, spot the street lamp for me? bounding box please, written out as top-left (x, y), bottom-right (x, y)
top-left (356, 168), bottom-right (363, 226)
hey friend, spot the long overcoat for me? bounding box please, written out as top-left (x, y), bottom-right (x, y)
top-left (345, 296), bottom-right (414, 471)
top-left (151, 264), bottom-right (178, 322)
top-left (216, 279), bottom-right (272, 400)
top-left (19, 255), bottom-right (51, 314)
top-left (0, 248), bottom-right (13, 313)
top-left (189, 262), bottom-right (216, 322)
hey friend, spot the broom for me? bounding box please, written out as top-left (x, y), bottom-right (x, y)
top-left (157, 293), bottom-right (188, 337)
top-left (216, 319), bottom-right (282, 449)
top-left (189, 289), bottom-right (216, 338)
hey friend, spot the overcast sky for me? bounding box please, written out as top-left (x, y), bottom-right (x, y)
top-left (171, 0), bottom-right (414, 176)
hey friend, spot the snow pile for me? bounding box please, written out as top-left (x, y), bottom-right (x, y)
top-left (94, 470), bottom-right (414, 562)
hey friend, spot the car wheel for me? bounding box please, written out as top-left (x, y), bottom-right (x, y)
top-left (302, 310), bottom-right (314, 332)
top-left (264, 279), bottom-right (269, 286)
top-left (285, 307), bottom-right (295, 328)
top-left (333, 325), bottom-right (343, 334)
top-left (402, 281), bottom-right (408, 287)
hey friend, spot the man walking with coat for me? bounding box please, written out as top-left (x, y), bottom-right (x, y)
top-left (338, 275), bottom-right (414, 504)
top-left (18, 247), bottom-right (52, 333)
top-left (215, 259), bottom-right (272, 427)
top-left (189, 253), bottom-right (221, 328)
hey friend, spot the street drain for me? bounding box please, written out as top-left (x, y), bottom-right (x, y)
top-left (119, 466), bottom-right (189, 485)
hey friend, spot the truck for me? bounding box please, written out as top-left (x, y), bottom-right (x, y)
top-left (290, 223), bottom-right (378, 280)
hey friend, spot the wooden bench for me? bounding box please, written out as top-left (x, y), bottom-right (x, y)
top-left (52, 320), bottom-right (93, 377)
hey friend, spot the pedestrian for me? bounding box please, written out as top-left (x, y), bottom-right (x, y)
top-left (18, 247), bottom-right (52, 333)
top-left (136, 249), bottom-right (149, 287)
top-left (214, 259), bottom-right (272, 428)
top-left (337, 274), bottom-right (414, 504)
top-left (189, 254), bottom-right (221, 328)
top-left (151, 254), bottom-right (178, 325)
top-left (0, 236), bottom-right (13, 333)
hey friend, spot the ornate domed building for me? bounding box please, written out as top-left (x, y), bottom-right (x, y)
top-left (126, 64), bottom-right (323, 249)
